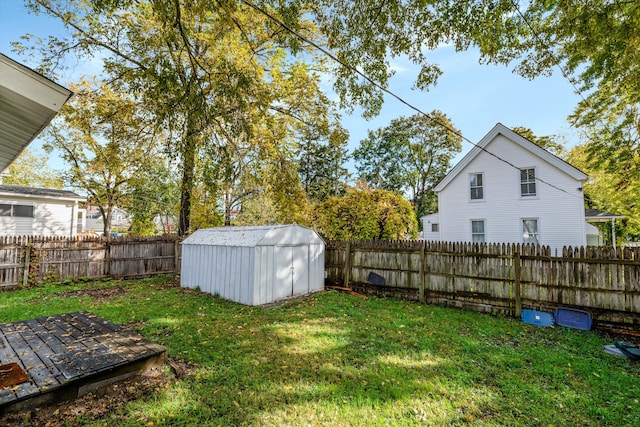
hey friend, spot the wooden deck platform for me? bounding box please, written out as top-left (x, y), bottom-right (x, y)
top-left (0, 311), bottom-right (166, 412)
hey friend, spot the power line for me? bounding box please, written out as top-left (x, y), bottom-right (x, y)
top-left (239, 0), bottom-right (583, 199)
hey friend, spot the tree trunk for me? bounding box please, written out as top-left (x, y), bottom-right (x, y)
top-left (178, 130), bottom-right (197, 236)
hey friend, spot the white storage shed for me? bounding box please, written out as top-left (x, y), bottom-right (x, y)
top-left (180, 225), bottom-right (325, 305)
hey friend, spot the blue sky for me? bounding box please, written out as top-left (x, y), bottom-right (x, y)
top-left (1, 0), bottom-right (584, 175)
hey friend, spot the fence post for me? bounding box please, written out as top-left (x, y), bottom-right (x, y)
top-left (513, 245), bottom-right (521, 318)
top-left (22, 244), bottom-right (31, 286)
top-left (343, 241), bottom-right (352, 287)
top-left (419, 242), bottom-right (425, 303)
top-left (174, 239), bottom-right (181, 275)
top-left (105, 238), bottom-right (111, 277)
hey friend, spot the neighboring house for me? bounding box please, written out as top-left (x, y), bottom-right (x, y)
top-left (0, 53), bottom-right (72, 171)
top-left (584, 208), bottom-right (626, 246)
top-left (85, 205), bottom-right (132, 234)
top-left (422, 123), bottom-right (588, 252)
top-left (0, 185), bottom-right (85, 237)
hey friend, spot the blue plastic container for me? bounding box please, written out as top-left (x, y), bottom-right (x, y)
top-left (555, 307), bottom-right (592, 330)
top-left (522, 309), bottom-right (554, 327)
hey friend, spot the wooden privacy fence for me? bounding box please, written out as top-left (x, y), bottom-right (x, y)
top-left (0, 235), bottom-right (182, 287)
top-left (326, 240), bottom-right (640, 331)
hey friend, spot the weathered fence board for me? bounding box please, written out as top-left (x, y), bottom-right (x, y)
top-left (327, 240), bottom-right (640, 331)
top-left (0, 235), bottom-right (182, 287)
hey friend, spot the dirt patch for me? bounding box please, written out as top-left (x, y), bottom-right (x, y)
top-left (55, 286), bottom-right (128, 302)
top-left (0, 358), bottom-right (191, 427)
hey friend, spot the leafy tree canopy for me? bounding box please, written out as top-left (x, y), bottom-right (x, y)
top-left (567, 143), bottom-right (639, 241)
top-left (1, 148), bottom-right (63, 189)
top-left (46, 79), bottom-right (160, 236)
top-left (353, 111), bottom-right (462, 223)
top-left (512, 126), bottom-right (566, 157)
top-left (20, 0), bottom-right (338, 235)
top-left (313, 187), bottom-right (418, 240)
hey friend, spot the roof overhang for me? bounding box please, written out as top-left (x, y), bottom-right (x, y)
top-left (0, 187), bottom-right (85, 203)
top-left (584, 209), bottom-right (625, 223)
top-left (0, 53), bottom-right (72, 171)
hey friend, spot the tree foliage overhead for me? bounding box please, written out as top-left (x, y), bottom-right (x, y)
top-left (313, 187), bottom-right (418, 240)
top-left (567, 142), bottom-right (639, 241)
top-left (353, 111), bottom-right (462, 221)
top-left (21, 0), bottom-right (339, 234)
top-left (1, 148), bottom-right (64, 189)
top-left (15, 0), bottom-right (638, 237)
top-left (46, 79), bottom-right (160, 236)
top-left (512, 127), bottom-right (566, 157)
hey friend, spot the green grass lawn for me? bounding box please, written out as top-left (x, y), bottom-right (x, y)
top-left (1, 276), bottom-right (638, 426)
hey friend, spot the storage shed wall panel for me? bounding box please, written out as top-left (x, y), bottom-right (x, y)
top-left (309, 243), bottom-right (325, 293)
top-left (180, 244), bottom-right (256, 305)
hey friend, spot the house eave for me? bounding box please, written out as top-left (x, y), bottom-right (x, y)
top-left (0, 190), bottom-right (85, 203)
top-left (0, 54), bottom-right (73, 171)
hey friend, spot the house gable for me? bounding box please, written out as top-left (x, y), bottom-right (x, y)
top-left (434, 123), bottom-right (587, 193)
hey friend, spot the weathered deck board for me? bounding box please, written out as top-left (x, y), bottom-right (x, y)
top-left (0, 312), bottom-right (166, 412)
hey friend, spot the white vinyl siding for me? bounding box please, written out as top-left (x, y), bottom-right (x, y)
top-left (520, 168), bottom-right (537, 197)
top-left (437, 134), bottom-right (586, 252)
top-left (0, 198), bottom-right (79, 236)
top-left (421, 213), bottom-right (440, 241)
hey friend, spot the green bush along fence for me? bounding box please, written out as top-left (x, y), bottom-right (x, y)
top-left (326, 240), bottom-right (640, 332)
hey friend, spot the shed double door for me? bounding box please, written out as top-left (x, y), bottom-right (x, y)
top-left (273, 245), bottom-right (309, 300)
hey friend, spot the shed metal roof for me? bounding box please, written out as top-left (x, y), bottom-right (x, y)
top-left (0, 54), bottom-right (73, 171)
top-left (182, 225), bottom-right (324, 247)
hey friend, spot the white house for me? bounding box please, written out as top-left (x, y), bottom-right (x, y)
top-left (422, 123), bottom-right (588, 252)
top-left (0, 185), bottom-right (85, 237)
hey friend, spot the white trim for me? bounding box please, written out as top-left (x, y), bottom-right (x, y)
top-left (519, 166), bottom-right (538, 199)
top-left (521, 217), bottom-right (540, 244)
top-left (0, 191), bottom-right (84, 203)
top-left (471, 219), bottom-right (486, 243)
top-left (435, 123), bottom-right (588, 192)
top-left (468, 172), bottom-right (485, 202)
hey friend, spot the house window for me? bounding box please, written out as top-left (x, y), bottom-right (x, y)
top-left (471, 220), bottom-right (485, 243)
top-left (470, 173), bottom-right (484, 200)
top-left (0, 203), bottom-right (35, 218)
top-left (522, 219), bottom-right (539, 244)
top-left (431, 223), bottom-right (439, 232)
top-left (520, 168), bottom-right (536, 197)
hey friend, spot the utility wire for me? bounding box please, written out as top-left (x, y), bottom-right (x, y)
top-left (239, 0), bottom-right (583, 198)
